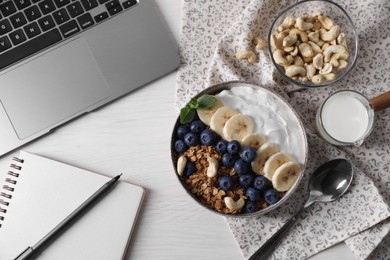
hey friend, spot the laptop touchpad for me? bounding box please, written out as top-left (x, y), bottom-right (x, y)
top-left (0, 39), bottom-right (111, 140)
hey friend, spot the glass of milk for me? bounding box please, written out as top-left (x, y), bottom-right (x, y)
top-left (316, 90), bottom-right (375, 146)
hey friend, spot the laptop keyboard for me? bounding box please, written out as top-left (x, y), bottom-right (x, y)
top-left (0, 0), bottom-right (138, 70)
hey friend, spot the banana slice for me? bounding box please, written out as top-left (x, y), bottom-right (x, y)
top-left (263, 152), bottom-right (292, 180)
top-left (251, 143), bottom-right (279, 175)
top-left (272, 161), bottom-right (301, 191)
top-left (223, 114), bottom-right (254, 142)
top-left (210, 107), bottom-right (239, 136)
top-left (197, 97), bottom-right (224, 126)
top-left (241, 133), bottom-right (267, 150)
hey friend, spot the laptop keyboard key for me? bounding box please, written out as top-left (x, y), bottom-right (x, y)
top-left (0, 19), bottom-right (12, 35)
top-left (59, 19), bottom-right (80, 38)
top-left (24, 5), bottom-right (42, 21)
top-left (10, 12), bottom-right (28, 29)
top-left (98, 0), bottom-right (109, 4)
top-left (0, 35), bottom-right (11, 53)
top-left (53, 0), bottom-right (71, 8)
top-left (123, 0), bottom-right (138, 9)
top-left (77, 12), bottom-right (94, 29)
top-left (24, 21), bottom-right (41, 38)
top-left (38, 0), bottom-right (56, 15)
top-left (9, 28), bottom-right (27, 45)
top-left (52, 8), bottom-right (70, 25)
top-left (67, 2), bottom-right (84, 18)
top-left (15, 0), bottom-right (32, 10)
top-left (0, 1), bottom-right (17, 17)
top-left (38, 15), bottom-right (56, 31)
top-left (106, 0), bottom-right (122, 16)
top-left (81, 0), bottom-right (98, 11)
top-left (94, 11), bottom-right (108, 23)
top-left (0, 28), bottom-right (62, 69)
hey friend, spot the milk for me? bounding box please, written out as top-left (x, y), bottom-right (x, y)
top-left (319, 91), bottom-right (372, 144)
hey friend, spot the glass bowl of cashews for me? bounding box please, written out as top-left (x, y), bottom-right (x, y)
top-left (171, 81), bottom-right (308, 216)
top-left (268, 0), bottom-right (358, 87)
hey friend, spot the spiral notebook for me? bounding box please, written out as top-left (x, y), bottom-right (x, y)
top-left (0, 151), bottom-right (145, 260)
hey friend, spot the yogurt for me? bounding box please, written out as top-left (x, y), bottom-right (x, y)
top-left (316, 90), bottom-right (374, 146)
top-left (216, 85), bottom-right (307, 165)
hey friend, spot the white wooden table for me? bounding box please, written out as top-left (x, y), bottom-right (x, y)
top-left (0, 1), bottom-right (357, 259)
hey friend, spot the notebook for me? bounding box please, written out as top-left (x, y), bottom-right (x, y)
top-left (0, 151), bottom-right (145, 260)
top-left (0, 0), bottom-right (180, 156)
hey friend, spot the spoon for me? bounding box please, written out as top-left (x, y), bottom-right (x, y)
top-left (249, 158), bottom-right (353, 260)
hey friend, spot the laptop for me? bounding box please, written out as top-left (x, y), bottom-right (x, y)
top-left (0, 0), bottom-right (180, 156)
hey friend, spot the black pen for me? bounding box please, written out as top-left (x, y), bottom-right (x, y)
top-left (14, 174), bottom-right (123, 260)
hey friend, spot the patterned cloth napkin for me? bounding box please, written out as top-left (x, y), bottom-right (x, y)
top-left (175, 0), bottom-right (390, 259)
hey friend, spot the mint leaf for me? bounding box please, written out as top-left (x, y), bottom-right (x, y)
top-left (180, 106), bottom-right (196, 124)
top-left (188, 98), bottom-right (199, 110)
top-left (197, 95), bottom-right (217, 110)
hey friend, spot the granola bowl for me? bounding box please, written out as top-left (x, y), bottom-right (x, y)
top-left (171, 81), bottom-right (308, 217)
top-left (268, 0), bottom-right (358, 88)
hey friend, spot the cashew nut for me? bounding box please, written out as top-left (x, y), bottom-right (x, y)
top-left (289, 28), bottom-right (308, 43)
top-left (278, 16), bottom-right (296, 31)
top-left (236, 50), bottom-right (257, 64)
top-left (322, 73), bottom-right (336, 81)
top-left (206, 157), bottom-right (219, 178)
top-left (296, 16), bottom-right (314, 31)
top-left (337, 59), bottom-right (348, 70)
top-left (284, 46), bottom-right (295, 52)
top-left (254, 37), bottom-right (267, 51)
top-left (283, 35), bottom-right (298, 47)
top-left (273, 49), bottom-right (289, 66)
top-left (337, 32), bottom-right (347, 48)
top-left (290, 46), bottom-right (299, 56)
top-left (293, 56), bottom-right (304, 66)
top-left (224, 197), bottom-right (245, 211)
top-left (271, 31), bottom-right (288, 49)
top-left (177, 156), bottom-right (187, 176)
top-left (318, 15), bottom-right (335, 30)
top-left (285, 65), bottom-right (306, 77)
top-left (298, 43), bottom-right (314, 58)
top-left (305, 64), bottom-right (316, 80)
top-left (323, 44), bottom-right (349, 62)
top-left (319, 63), bottom-right (333, 74)
top-left (313, 53), bottom-right (324, 69)
top-left (308, 31), bottom-right (320, 43)
top-left (307, 41), bottom-right (322, 55)
top-left (319, 25), bottom-right (340, 42)
top-left (311, 74), bottom-right (325, 84)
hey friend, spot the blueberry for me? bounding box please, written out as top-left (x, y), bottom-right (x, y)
top-left (240, 147), bottom-right (257, 162)
top-left (253, 176), bottom-right (269, 191)
top-left (234, 159), bottom-right (250, 175)
top-left (264, 188), bottom-right (279, 205)
top-left (176, 125), bottom-right (190, 139)
top-left (174, 139), bottom-right (188, 153)
top-left (215, 140), bottom-right (228, 154)
top-left (245, 200), bottom-right (258, 213)
top-left (222, 153), bottom-right (236, 168)
top-left (218, 176), bottom-right (234, 191)
top-left (246, 187), bottom-right (261, 201)
top-left (190, 120), bottom-right (206, 133)
top-left (239, 174), bottom-right (254, 188)
top-left (184, 162), bottom-right (197, 177)
top-left (200, 129), bottom-right (217, 146)
top-left (227, 140), bottom-right (241, 155)
top-left (184, 132), bottom-right (200, 147)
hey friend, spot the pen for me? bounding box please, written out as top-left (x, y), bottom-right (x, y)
top-left (14, 174), bottom-right (123, 260)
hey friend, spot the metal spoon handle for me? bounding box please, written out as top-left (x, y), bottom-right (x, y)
top-left (248, 205), bottom-right (309, 260)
